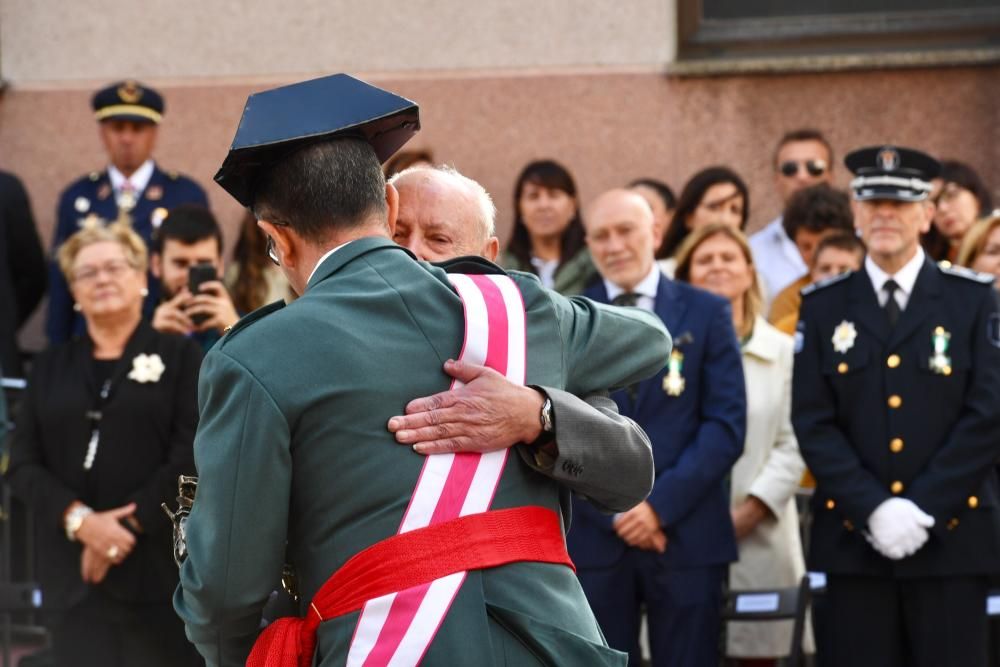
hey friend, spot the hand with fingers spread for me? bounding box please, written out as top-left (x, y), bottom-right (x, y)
top-left (866, 497), bottom-right (935, 560)
top-left (613, 501), bottom-right (666, 553)
top-left (74, 502), bottom-right (138, 567)
top-left (152, 289), bottom-right (195, 336)
top-left (185, 280), bottom-right (240, 335)
top-left (388, 359), bottom-right (546, 455)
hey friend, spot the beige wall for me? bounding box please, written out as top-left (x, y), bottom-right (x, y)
top-left (1, 1), bottom-right (675, 83)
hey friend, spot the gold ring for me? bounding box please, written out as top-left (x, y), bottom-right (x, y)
top-left (107, 545), bottom-right (120, 559)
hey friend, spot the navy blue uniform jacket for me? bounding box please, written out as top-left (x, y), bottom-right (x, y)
top-left (569, 273), bottom-right (746, 569)
top-left (793, 260), bottom-right (1000, 577)
top-left (47, 164), bottom-right (207, 344)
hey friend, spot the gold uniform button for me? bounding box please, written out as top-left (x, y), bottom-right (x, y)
top-left (943, 366), bottom-right (952, 376)
top-left (890, 438), bottom-right (904, 453)
top-left (826, 499), bottom-right (836, 510)
top-left (947, 518), bottom-right (959, 530)
top-left (843, 520), bottom-right (854, 531)
top-left (891, 481), bottom-right (904, 494)
top-left (887, 354), bottom-right (901, 368)
top-left (837, 362), bottom-right (849, 374)
top-left (968, 496), bottom-right (979, 509)
top-left (888, 395), bottom-right (902, 409)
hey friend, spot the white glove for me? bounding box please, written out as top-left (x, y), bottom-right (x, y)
top-left (866, 498), bottom-right (935, 560)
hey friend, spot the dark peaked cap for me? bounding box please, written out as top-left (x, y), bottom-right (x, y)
top-left (214, 74), bottom-right (420, 207)
top-left (845, 145), bottom-right (940, 203)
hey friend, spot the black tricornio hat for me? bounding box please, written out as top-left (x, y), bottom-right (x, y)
top-left (92, 80), bottom-right (164, 124)
top-left (214, 73), bottom-right (420, 207)
top-left (845, 145), bottom-right (941, 202)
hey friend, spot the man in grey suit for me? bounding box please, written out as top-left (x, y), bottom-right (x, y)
top-left (387, 165), bottom-right (654, 512)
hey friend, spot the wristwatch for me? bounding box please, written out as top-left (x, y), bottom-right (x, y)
top-left (65, 504), bottom-right (94, 541)
top-left (539, 396), bottom-right (555, 434)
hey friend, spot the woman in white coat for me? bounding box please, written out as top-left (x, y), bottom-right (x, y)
top-left (675, 223), bottom-right (813, 665)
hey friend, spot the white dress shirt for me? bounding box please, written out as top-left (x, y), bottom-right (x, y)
top-left (749, 217), bottom-right (807, 307)
top-left (530, 256), bottom-right (559, 290)
top-left (109, 159), bottom-right (154, 201)
top-left (603, 263), bottom-right (661, 313)
top-left (864, 246), bottom-right (925, 311)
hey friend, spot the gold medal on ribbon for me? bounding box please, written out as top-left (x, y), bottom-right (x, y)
top-left (663, 349), bottom-right (686, 396)
top-left (929, 326), bottom-right (952, 376)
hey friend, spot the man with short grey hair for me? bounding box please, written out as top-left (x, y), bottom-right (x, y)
top-left (388, 164), bottom-right (655, 513)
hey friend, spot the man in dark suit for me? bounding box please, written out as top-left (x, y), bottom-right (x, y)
top-left (571, 188), bottom-right (746, 667)
top-left (0, 170), bottom-right (46, 377)
top-left (46, 80), bottom-right (208, 344)
top-left (793, 145), bottom-right (1000, 667)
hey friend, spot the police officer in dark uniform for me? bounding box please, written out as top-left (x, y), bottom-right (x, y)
top-left (46, 80), bottom-right (208, 344)
top-left (793, 145), bottom-right (1000, 667)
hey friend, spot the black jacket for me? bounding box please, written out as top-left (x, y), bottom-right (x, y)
top-left (0, 170), bottom-right (46, 377)
top-left (7, 321), bottom-right (201, 609)
top-left (793, 260), bottom-right (1000, 577)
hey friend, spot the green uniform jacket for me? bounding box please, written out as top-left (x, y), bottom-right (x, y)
top-left (174, 237), bottom-right (670, 667)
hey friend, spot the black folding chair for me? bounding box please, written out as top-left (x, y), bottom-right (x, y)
top-left (721, 575), bottom-right (811, 667)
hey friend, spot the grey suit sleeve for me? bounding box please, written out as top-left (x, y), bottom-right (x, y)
top-left (518, 388), bottom-right (654, 513)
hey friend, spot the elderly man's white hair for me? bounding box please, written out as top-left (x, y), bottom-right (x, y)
top-left (390, 164), bottom-right (497, 239)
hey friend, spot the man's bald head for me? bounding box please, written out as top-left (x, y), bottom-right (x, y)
top-left (390, 166), bottom-right (499, 262)
top-left (584, 189), bottom-right (659, 292)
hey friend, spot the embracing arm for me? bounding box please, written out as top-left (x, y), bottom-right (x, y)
top-left (521, 388), bottom-right (653, 513)
top-left (174, 351), bottom-right (291, 667)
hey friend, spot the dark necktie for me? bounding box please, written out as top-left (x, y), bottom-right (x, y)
top-left (612, 292), bottom-right (640, 307)
top-left (883, 279), bottom-right (901, 327)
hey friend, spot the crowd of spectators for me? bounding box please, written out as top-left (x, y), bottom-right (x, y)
top-left (2, 78), bottom-right (999, 667)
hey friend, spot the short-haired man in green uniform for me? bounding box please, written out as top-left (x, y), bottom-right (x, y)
top-left (174, 75), bottom-right (670, 667)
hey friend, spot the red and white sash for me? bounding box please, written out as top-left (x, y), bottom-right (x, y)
top-left (345, 273), bottom-right (527, 667)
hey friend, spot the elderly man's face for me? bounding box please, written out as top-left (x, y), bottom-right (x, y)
top-left (585, 190), bottom-right (658, 292)
top-left (393, 171), bottom-right (498, 262)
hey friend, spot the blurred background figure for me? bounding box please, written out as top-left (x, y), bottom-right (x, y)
top-left (675, 224), bottom-right (813, 666)
top-left (499, 159), bottom-right (595, 294)
top-left (766, 184), bottom-right (854, 327)
top-left (382, 148), bottom-right (435, 179)
top-left (957, 213), bottom-right (1000, 289)
top-left (7, 223), bottom-right (202, 667)
top-left (150, 205), bottom-right (239, 351)
top-left (750, 129), bottom-right (836, 305)
top-left (657, 166), bottom-right (749, 277)
top-left (924, 160), bottom-right (993, 264)
top-left (0, 169), bottom-right (46, 378)
top-left (628, 177), bottom-right (676, 253)
top-left (771, 231), bottom-right (866, 335)
top-left (46, 80), bottom-right (208, 345)
top-left (226, 210), bottom-right (296, 313)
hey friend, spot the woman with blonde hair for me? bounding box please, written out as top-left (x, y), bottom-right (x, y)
top-left (8, 223), bottom-right (202, 666)
top-left (957, 213), bottom-right (1000, 289)
top-left (675, 223), bottom-right (812, 665)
